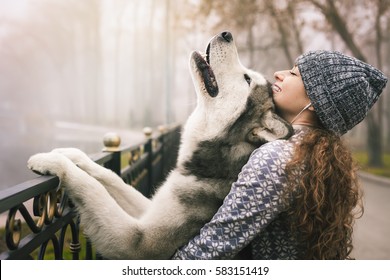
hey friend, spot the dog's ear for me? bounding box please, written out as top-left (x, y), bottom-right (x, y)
top-left (247, 111), bottom-right (293, 144)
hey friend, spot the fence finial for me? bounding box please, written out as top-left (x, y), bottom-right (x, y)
top-left (143, 127), bottom-right (153, 138)
top-left (103, 132), bottom-right (121, 152)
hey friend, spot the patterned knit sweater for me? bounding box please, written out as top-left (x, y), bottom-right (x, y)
top-left (172, 126), bottom-right (308, 260)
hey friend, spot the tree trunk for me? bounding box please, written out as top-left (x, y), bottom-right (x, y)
top-left (266, 0), bottom-right (294, 65)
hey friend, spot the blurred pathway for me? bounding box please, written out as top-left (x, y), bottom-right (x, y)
top-left (353, 172), bottom-right (390, 259)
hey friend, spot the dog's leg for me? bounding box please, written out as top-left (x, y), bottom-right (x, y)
top-left (52, 148), bottom-right (151, 218)
top-left (27, 152), bottom-right (148, 258)
top-left (28, 152), bottom-right (196, 259)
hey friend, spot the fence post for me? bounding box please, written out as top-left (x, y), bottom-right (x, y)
top-left (102, 132), bottom-right (121, 176)
top-left (143, 127), bottom-right (153, 197)
top-left (158, 125), bottom-right (166, 179)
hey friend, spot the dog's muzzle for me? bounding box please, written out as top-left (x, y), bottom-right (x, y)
top-left (192, 32), bottom-right (235, 98)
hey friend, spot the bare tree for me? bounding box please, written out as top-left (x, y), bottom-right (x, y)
top-left (186, 0), bottom-right (306, 70)
top-left (264, 0), bottom-right (295, 65)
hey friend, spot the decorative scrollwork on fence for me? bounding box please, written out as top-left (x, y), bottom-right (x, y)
top-left (129, 147), bottom-right (144, 165)
top-left (5, 207), bottom-right (22, 250)
top-left (4, 182), bottom-right (70, 252)
top-left (34, 190), bottom-right (56, 227)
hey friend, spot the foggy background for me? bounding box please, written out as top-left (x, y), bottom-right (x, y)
top-left (1, 0), bottom-right (389, 191)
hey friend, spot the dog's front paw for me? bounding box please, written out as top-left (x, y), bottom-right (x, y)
top-left (27, 152), bottom-right (70, 178)
top-left (51, 148), bottom-right (91, 168)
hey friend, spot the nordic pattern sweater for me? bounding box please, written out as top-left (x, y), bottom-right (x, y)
top-left (172, 126), bottom-right (308, 259)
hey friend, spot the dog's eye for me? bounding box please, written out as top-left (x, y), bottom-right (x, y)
top-left (244, 74), bottom-right (251, 85)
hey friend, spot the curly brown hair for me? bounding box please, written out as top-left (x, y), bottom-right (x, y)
top-left (285, 128), bottom-right (364, 259)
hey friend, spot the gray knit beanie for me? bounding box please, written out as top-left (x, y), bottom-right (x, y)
top-left (296, 50), bottom-right (388, 135)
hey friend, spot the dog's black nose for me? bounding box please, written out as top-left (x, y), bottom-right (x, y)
top-left (221, 31), bottom-right (233, 42)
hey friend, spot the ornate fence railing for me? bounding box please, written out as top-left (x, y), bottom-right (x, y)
top-left (0, 124), bottom-right (181, 260)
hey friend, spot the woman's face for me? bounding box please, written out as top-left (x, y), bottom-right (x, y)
top-left (272, 66), bottom-right (312, 123)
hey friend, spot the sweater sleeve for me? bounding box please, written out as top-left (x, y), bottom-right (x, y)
top-left (172, 140), bottom-right (293, 260)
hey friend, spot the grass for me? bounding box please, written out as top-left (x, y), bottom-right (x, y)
top-left (353, 152), bottom-right (390, 178)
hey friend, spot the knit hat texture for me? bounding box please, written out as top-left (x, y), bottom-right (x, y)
top-left (296, 50), bottom-right (388, 135)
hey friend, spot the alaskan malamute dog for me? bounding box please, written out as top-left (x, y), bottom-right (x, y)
top-left (28, 32), bottom-right (292, 259)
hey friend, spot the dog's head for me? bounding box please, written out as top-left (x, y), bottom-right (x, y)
top-left (179, 32), bottom-right (292, 165)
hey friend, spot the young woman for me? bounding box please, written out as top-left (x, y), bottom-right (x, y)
top-left (172, 50), bottom-right (388, 260)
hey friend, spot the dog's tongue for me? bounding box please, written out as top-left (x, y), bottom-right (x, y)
top-left (194, 52), bottom-right (219, 97)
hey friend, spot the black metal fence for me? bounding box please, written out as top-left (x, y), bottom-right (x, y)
top-left (0, 124), bottom-right (181, 260)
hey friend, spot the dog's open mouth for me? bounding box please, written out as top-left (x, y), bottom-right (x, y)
top-left (193, 43), bottom-right (219, 97)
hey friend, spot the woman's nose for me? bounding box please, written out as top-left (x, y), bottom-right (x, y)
top-left (274, 71), bottom-right (284, 81)
top-left (274, 70), bottom-right (291, 81)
